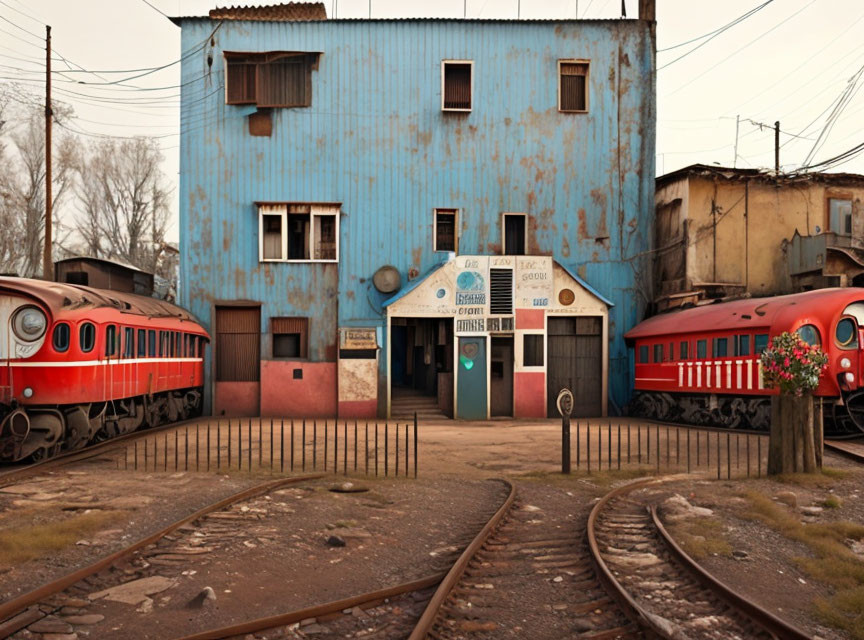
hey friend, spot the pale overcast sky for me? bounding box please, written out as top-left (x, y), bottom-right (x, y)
top-left (1, 0), bottom-right (861, 241)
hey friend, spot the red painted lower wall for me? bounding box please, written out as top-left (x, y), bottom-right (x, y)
top-left (260, 361), bottom-right (337, 417)
top-left (514, 371), bottom-right (546, 418)
top-left (338, 399), bottom-right (377, 418)
top-left (214, 381), bottom-right (259, 417)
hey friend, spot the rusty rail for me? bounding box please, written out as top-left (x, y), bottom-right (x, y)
top-left (407, 479), bottom-right (516, 640)
top-left (0, 416), bottom-right (203, 487)
top-left (650, 506), bottom-right (811, 640)
top-left (0, 474), bottom-right (324, 631)
top-left (174, 573), bottom-right (444, 640)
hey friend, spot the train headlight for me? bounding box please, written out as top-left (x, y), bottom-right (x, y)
top-left (846, 372), bottom-right (856, 384)
top-left (841, 358), bottom-right (852, 369)
top-left (22, 387), bottom-right (33, 398)
top-left (11, 306), bottom-right (47, 342)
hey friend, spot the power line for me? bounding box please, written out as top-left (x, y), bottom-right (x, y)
top-left (666, 0), bottom-right (817, 97)
top-left (139, 0), bottom-right (170, 19)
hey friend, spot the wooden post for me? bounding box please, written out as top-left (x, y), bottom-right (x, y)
top-left (768, 394), bottom-right (820, 475)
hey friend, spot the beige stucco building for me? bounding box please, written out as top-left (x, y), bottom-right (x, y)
top-left (654, 164), bottom-right (864, 310)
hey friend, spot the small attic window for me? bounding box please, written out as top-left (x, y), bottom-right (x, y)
top-left (442, 60), bottom-right (473, 111)
top-left (225, 52), bottom-right (318, 108)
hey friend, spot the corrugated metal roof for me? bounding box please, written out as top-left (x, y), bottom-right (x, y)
top-left (657, 163), bottom-right (864, 188)
top-left (209, 2), bottom-right (327, 21)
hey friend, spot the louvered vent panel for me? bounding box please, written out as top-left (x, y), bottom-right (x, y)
top-left (489, 268), bottom-right (513, 315)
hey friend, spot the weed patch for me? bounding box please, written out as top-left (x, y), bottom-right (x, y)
top-left (668, 518), bottom-right (732, 560)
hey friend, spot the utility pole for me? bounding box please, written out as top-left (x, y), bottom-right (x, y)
top-left (43, 25), bottom-right (53, 282)
top-left (774, 121), bottom-right (780, 173)
top-left (733, 114), bottom-right (740, 168)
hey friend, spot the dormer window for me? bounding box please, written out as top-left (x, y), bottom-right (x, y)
top-left (225, 52), bottom-right (319, 108)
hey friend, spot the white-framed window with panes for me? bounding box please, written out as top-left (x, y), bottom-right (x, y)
top-left (257, 203), bottom-right (340, 263)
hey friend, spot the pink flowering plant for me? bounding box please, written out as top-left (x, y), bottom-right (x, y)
top-left (760, 331), bottom-right (828, 396)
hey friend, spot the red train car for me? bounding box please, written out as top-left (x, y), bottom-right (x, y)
top-left (625, 288), bottom-right (864, 437)
top-left (0, 277), bottom-right (209, 462)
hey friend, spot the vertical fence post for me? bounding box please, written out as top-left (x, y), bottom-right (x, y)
top-left (270, 418), bottom-right (274, 473)
top-left (656, 425), bottom-right (660, 474)
top-left (413, 413), bottom-right (418, 479)
top-left (134, 440), bottom-right (139, 470)
top-left (280, 419), bottom-right (284, 473)
top-left (396, 424), bottom-right (400, 477)
top-left (125, 446), bottom-right (129, 470)
top-left (366, 422), bottom-right (370, 476)
top-left (607, 423), bottom-right (612, 472)
top-left (207, 421), bottom-right (211, 472)
top-left (217, 421), bottom-right (221, 471)
top-left (562, 413), bottom-right (571, 474)
top-left (385, 422), bottom-right (389, 477)
top-left (676, 428), bottom-right (680, 467)
top-left (716, 432), bottom-right (721, 480)
top-left (343, 421), bottom-right (348, 476)
top-left (145, 437), bottom-right (149, 471)
top-left (665, 426), bottom-right (670, 470)
top-left (291, 419), bottom-right (296, 472)
top-left (757, 437), bottom-right (762, 478)
top-left (726, 432), bottom-right (731, 479)
top-left (196, 423), bottom-right (200, 472)
top-left (586, 420), bottom-right (591, 473)
top-left (638, 424), bottom-right (642, 465)
top-left (333, 419), bottom-right (338, 473)
top-left (375, 422), bottom-right (379, 477)
top-left (617, 423), bottom-right (621, 471)
top-left (185, 427), bottom-right (189, 471)
top-left (647, 424), bottom-right (651, 466)
top-left (302, 419), bottom-right (307, 472)
top-left (687, 429), bottom-right (691, 473)
top-left (164, 433), bottom-right (168, 472)
top-left (354, 420), bottom-right (358, 472)
top-left (324, 420), bottom-right (329, 472)
top-left (627, 423), bottom-right (631, 464)
top-left (237, 420), bottom-right (242, 470)
top-left (313, 419), bottom-right (317, 471)
top-left (248, 419), bottom-right (252, 472)
top-left (746, 433), bottom-right (751, 478)
top-left (575, 420), bottom-right (580, 469)
top-left (258, 419), bottom-right (263, 468)
top-left (404, 420), bottom-right (408, 477)
top-left (696, 431), bottom-right (700, 468)
top-left (227, 419), bottom-right (231, 470)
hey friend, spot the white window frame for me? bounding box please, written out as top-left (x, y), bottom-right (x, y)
top-left (441, 60), bottom-right (474, 112)
top-left (257, 203), bottom-right (340, 263)
top-left (501, 212), bottom-right (527, 255)
top-left (433, 208), bottom-right (459, 253)
top-left (558, 59), bottom-right (590, 114)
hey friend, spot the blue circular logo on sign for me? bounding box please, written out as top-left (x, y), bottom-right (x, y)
top-left (436, 288), bottom-right (446, 299)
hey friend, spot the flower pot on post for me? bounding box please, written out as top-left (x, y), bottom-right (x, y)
top-left (761, 332), bottom-right (827, 476)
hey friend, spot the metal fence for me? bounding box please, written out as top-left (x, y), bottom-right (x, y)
top-left (566, 420), bottom-right (768, 479)
top-left (117, 417), bottom-right (418, 478)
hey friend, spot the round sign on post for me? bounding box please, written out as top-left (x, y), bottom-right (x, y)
top-left (556, 388), bottom-right (574, 418)
top-left (557, 388), bottom-right (573, 474)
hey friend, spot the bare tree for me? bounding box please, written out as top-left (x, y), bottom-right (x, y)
top-left (74, 137), bottom-right (173, 280)
top-left (0, 94), bottom-right (75, 277)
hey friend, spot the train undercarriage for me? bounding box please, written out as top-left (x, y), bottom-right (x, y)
top-left (629, 390), bottom-right (864, 439)
top-left (0, 387), bottom-right (203, 462)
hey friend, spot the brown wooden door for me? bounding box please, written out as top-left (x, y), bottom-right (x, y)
top-left (214, 306), bottom-right (261, 382)
top-left (490, 336), bottom-right (514, 417)
top-left (547, 317), bottom-right (602, 418)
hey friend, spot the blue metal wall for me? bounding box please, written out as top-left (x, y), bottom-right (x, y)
top-left (177, 17), bottom-right (656, 411)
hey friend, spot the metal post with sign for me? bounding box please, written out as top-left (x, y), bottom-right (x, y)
top-left (557, 388), bottom-right (574, 474)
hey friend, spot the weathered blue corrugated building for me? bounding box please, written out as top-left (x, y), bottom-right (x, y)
top-left (173, 2), bottom-right (656, 420)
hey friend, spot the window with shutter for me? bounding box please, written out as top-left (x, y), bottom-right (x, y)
top-left (442, 61), bottom-right (473, 111)
top-left (434, 209), bottom-right (457, 252)
top-left (559, 60), bottom-right (589, 112)
top-left (490, 269), bottom-right (514, 315)
top-left (225, 52), bottom-right (317, 108)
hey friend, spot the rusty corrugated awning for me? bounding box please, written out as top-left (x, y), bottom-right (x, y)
top-left (209, 2), bottom-right (327, 21)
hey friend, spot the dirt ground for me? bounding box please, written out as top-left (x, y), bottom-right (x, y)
top-left (0, 418), bottom-right (862, 640)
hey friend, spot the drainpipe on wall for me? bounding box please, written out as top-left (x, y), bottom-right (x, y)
top-left (639, 0), bottom-right (655, 21)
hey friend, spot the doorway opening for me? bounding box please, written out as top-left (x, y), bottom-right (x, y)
top-left (490, 336), bottom-right (514, 416)
top-left (390, 317), bottom-right (453, 419)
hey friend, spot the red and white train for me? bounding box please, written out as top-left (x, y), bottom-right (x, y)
top-left (0, 277), bottom-right (209, 462)
top-left (625, 288), bottom-right (864, 437)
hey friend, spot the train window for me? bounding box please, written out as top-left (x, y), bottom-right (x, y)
top-left (79, 323), bottom-right (96, 353)
top-left (669, 342), bottom-right (675, 361)
top-left (712, 337), bottom-right (728, 358)
top-left (52, 323), bottom-right (70, 353)
top-left (680, 341), bottom-right (689, 360)
top-left (198, 337), bottom-right (206, 357)
top-left (796, 324), bottom-right (821, 347)
top-left (638, 345), bottom-right (648, 363)
top-left (736, 335), bottom-right (750, 356)
top-left (653, 344), bottom-right (663, 363)
top-left (184, 334), bottom-right (191, 357)
top-left (754, 334), bottom-right (769, 353)
top-left (175, 332), bottom-right (181, 357)
top-left (148, 330), bottom-right (156, 357)
top-left (124, 327), bottom-right (134, 358)
top-left (105, 325), bottom-right (118, 357)
top-left (836, 318), bottom-right (858, 348)
top-left (697, 339), bottom-right (707, 359)
top-left (138, 329), bottom-right (146, 357)
top-left (158, 331), bottom-right (167, 357)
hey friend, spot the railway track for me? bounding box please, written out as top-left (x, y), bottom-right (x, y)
top-left (0, 474), bottom-right (323, 639)
top-left (0, 416), bottom-right (203, 487)
top-left (587, 478), bottom-right (811, 640)
top-left (824, 437), bottom-right (864, 464)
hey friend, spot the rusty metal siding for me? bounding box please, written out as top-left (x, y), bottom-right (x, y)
top-left (178, 18), bottom-right (656, 411)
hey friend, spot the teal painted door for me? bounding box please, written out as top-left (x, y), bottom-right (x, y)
top-left (457, 337), bottom-right (487, 419)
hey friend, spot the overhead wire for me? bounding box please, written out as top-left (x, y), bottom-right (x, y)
top-left (658, 0), bottom-right (773, 53)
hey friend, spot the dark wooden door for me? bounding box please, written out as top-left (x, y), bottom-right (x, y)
top-left (214, 306), bottom-right (261, 382)
top-left (490, 336), bottom-right (514, 417)
top-left (547, 317), bottom-right (602, 418)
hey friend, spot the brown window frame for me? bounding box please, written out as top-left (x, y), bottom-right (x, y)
top-left (441, 60), bottom-right (473, 112)
top-left (225, 52), bottom-right (318, 108)
top-left (558, 59), bottom-right (589, 113)
top-left (271, 317), bottom-right (309, 359)
top-left (434, 208), bottom-right (458, 252)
